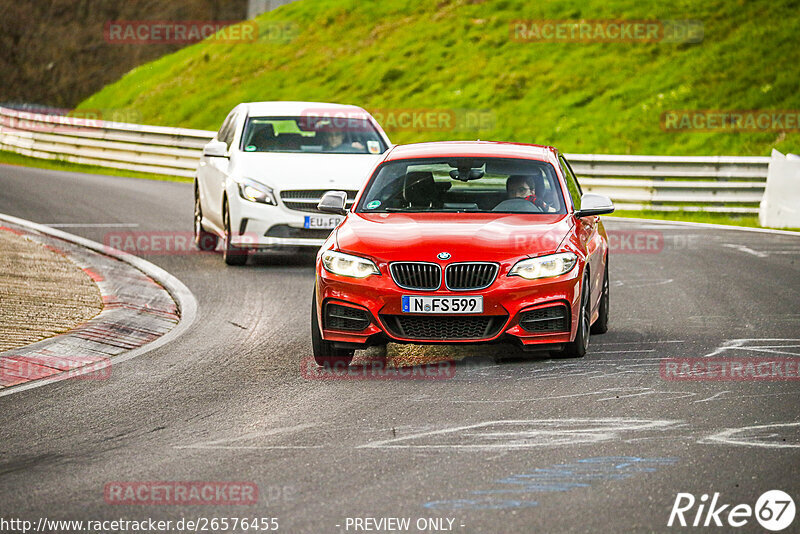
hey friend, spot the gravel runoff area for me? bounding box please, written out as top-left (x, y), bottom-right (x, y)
top-left (0, 226), bottom-right (103, 352)
top-left (0, 214), bottom-right (184, 393)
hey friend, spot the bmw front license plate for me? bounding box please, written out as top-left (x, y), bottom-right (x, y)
top-left (402, 295), bottom-right (483, 314)
top-left (304, 215), bottom-right (342, 229)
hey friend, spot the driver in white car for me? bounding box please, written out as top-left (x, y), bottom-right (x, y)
top-left (323, 129), bottom-right (365, 153)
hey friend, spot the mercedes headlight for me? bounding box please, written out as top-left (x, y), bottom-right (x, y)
top-left (508, 252), bottom-right (577, 280)
top-left (321, 250), bottom-right (379, 278)
top-left (237, 178), bottom-right (277, 205)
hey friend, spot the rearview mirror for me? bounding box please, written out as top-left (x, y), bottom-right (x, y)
top-left (576, 193), bottom-right (615, 217)
top-left (318, 191), bottom-right (348, 215)
top-left (449, 168), bottom-right (485, 181)
top-left (203, 140), bottom-right (228, 158)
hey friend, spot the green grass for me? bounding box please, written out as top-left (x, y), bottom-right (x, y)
top-left (612, 210), bottom-right (800, 232)
top-left (613, 209), bottom-right (759, 226)
top-left (0, 150), bottom-right (191, 183)
top-left (76, 0), bottom-right (800, 156)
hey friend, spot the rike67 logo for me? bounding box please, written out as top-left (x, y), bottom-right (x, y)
top-left (668, 490), bottom-right (795, 531)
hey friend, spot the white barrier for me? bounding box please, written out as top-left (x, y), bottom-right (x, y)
top-left (0, 106), bottom-right (211, 178)
top-left (0, 106), bottom-right (770, 213)
top-left (759, 149), bottom-right (800, 228)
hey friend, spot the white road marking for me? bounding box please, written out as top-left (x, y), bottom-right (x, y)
top-left (591, 349), bottom-right (656, 354)
top-left (597, 390), bottom-right (696, 402)
top-left (445, 387), bottom-right (653, 404)
top-left (728, 391), bottom-right (797, 400)
top-left (703, 338), bottom-right (800, 358)
top-left (583, 357), bottom-right (678, 361)
top-left (722, 243), bottom-right (769, 257)
top-left (703, 422), bottom-right (800, 449)
top-left (693, 391), bottom-right (731, 403)
top-left (593, 340), bottom-right (686, 346)
top-left (177, 445), bottom-right (325, 450)
top-left (597, 390), bottom-right (655, 401)
top-left (359, 418), bottom-right (680, 450)
top-left (613, 279), bottom-right (674, 288)
top-left (622, 434), bottom-right (699, 444)
top-left (734, 346), bottom-right (800, 357)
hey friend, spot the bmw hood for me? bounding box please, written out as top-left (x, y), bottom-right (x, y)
top-left (231, 152), bottom-right (382, 191)
top-left (336, 213), bottom-right (573, 263)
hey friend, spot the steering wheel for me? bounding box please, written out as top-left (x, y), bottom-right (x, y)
top-left (492, 198), bottom-right (543, 213)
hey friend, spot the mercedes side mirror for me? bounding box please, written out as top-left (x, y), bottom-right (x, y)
top-left (318, 191), bottom-right (348, 215)
top-left (203, 140), bottom-right (228, 158)
top-left (576, 193), bottom-right (615, 217)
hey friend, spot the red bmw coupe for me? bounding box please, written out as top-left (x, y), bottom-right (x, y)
top-left (312, 141), bottom-right (614, 366)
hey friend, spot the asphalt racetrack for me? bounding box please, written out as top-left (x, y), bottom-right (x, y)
top-left (1, 164), bottom-right (799, 533)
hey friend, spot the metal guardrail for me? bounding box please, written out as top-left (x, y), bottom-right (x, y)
top-left (0, 106), bottom-right (770, 213)
top-left (0, 106), bottom-right (212, 178)
top-left (565, 154), bottom-right (769, 213)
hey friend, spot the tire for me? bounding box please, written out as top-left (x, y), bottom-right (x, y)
top-left (311, 291), bottom-right (354, 367)
top-left (559, 272), bottom-right (591, 358)
top-left (591, 259), bottom-right (609, 335)
top-left (222, 198), bottom-right (248, 266)
top-left (194, 186), bottom-right (219, 251)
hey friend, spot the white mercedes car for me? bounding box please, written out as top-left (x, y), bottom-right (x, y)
top-left (194, 101), bottom-right (391, 265)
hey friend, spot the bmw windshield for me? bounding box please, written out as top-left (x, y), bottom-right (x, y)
top-left (356, 157), bottom-right (567, 214)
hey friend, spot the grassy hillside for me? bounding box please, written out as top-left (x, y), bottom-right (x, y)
top-left (77, 0), bottom-right (800, 156)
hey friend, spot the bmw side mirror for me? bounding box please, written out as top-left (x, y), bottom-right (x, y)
top-left (576, 193), bottom-right (615, 217)
top-left (318, 191), bottom-right (348, 215)
top-left (203, 140), bottom-right (229, 158)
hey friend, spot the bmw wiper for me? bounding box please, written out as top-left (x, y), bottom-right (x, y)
top-left (383, 208), bottom-right (429, 212)
top-left (381, 208), bottom-right (486, 213)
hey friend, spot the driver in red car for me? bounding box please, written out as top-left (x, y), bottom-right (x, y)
top-left (506, 174), bottom-right (551, 212)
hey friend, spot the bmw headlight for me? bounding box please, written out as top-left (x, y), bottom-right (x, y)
top-left (237, 178), bottom-right (277, 205)
top-left (321, 250), bottom-right (379, 278)
top-left (508, 252), bottom-right (578, 280)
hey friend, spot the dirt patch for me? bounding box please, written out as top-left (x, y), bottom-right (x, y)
top-left (0, 229), bottom-right (102, 352)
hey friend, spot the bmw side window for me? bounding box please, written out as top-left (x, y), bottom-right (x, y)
top-left (559, 155), bottom-right (582, 211)
top-left (564, 158), bottom-right (582, 194)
